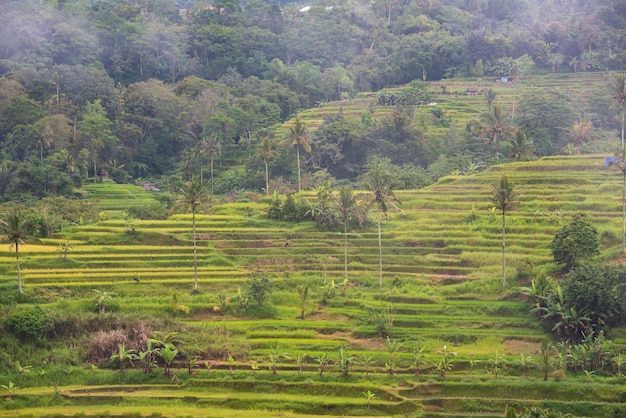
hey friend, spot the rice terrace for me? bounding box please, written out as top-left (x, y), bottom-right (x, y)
top-left (2, 150), bottom-right (626, 417)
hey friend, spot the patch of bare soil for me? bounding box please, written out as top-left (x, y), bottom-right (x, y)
top-left (503, 339), bottom-right (540, 355)
top-left (315, 331), bottom-right (387, 351)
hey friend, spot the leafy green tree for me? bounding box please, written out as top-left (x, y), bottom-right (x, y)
top-left (550, 212), bottom-right (599, 270)
top-left (362, 158), bottom-right (401, 287)
top-left (33, 115), bottom-right (71, 161)
top-left (246, 273), bottom-right (272, 306)
top-left (179, 176), bottom-right (210, 292)
top-left (562, 262), bottom-right (626, 333)
top-left (77, 100), bottom-right (117, 183)
top-left (0, 208), bottom-right (36, 294)
top-left (280, 116), bottom-right (311, 192)
top-left (491, 175), bottom-right (519, 286)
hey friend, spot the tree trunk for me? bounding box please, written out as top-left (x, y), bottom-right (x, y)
top-left (378, 210), bottom-right (383, 287)
top-left (93, 159), bottom-right (97, 183)
top-left (193, 210), bottom-right (198, 292)
top-left (264, 158), bottom-right (269, 196)
top-left (622, 111), bottom-right (626, 149)
top-left (210, 155), bottom-right (214, 192)
top-left (344, 219), bottom-right (348, 279)
top-left (15, 242), bottom-right (22, 295)
top-left (296, 145), bottom-right (301, 192)
top-left (622, 169), bottom-right (625, 253)
top-left (501, 208), bottom-right (506, 286)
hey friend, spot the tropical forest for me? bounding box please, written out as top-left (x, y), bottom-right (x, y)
top-left (1, 0), bottom-right (626, 416)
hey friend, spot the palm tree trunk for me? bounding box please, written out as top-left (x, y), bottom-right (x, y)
top-left (622, 169), bottom-right (625, 253)
top-left (377, 210), bottom-right (383, 287)
top-left (93, 159), bottom-right (97, 183)
top-left (192, 210), bottom-right (198, 292)
top-left (344, 219), bottom-right (348, 279)
top-left (622, 170), bottom-right (626, 253)
top-left (296, 146), bottom-right (301, 192)
top-left (15, 242), bottom-right (22, 294)
top-left (210, 154), bottom-right (214, 192)
top-left (622, 111), bottom-right (626, 149)
top-left (264, 158), bottom-right (269, 196)
top-left (199, 153), bottom-right (203, 186)
top-left (501, 208), bottom-right (506, 286)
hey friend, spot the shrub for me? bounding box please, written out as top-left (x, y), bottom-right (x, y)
top-left (5, 306), bottom-right (53, 341)
top-left (550, 212), bottom-right (599, 270)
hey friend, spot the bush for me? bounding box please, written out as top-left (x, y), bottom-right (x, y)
top-left (5, 306), bottom-right (53, 341)
top-left (550, 212), bottom-right (599, 270)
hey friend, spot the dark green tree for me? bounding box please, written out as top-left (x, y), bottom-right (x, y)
top-left (491, 175), bottom-right (519, 286)
top-left (551, 212), bottom-right (599, 271)
top-left (562, 262), bottom-right (626, 334)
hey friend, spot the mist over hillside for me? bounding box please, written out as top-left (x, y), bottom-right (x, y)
top-left (0, 0), bottom-right (624, 200)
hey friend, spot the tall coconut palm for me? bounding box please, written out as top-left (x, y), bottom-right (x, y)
top-left (484, 88), bottom-right (497, 110)
top-left (179, 176), bottom-right (209, 293)
top-left (479, 103), bottom-right (517, 163)
top-left (508, 130), bottom-right (534, 161)
top-left (491, 175), bottom-right (519, 286)
top-left (335, 185), bottom-right (357, 279)
top-left (280, 116), bottom-right (311, 192)
top-left (0, 209), bottom-right (35, 294)
top-left (199, 136), bottom-right (221, 192)
top-left (363, 159), bottom-right (401, 287)
top-left (258, 137), bottom-right (276, 196)
top-left (570, 118), bottom-right (593, 148)
top-left (611, 72), bottom-right (626, 148)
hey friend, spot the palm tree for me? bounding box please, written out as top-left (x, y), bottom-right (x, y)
top-left (508, 130), bottom-right (534, 161)
top-left (199, 136), bottom-right (221, 192)
top-left (479, 103), bottom-right (517, 163)
top-left (178, 176), bottom-right (209, 293)
top-left (280, 116), bottom-right (311, 192)
top-left (258, 137), bottom-right (276, 196)
top-left (570, 118), bottom-right (593, 148)
top-left (335, 186), bottom-right (356, 279)
top-left (0, 209), bottom-right (35, 294)
top-left (363, 159), bottom-right (401, 287)
top-left (484, 88), bottom-right (497, 110)
top-left (611, 72), bottom-right (626, 148)
top-left (491, 175), bottom-right (519, 286)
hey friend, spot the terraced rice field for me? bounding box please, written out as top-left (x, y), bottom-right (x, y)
top-left (1, 154), bottom-right (625, 417)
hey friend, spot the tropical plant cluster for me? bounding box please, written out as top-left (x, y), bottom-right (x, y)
top-left (1, 0), bottom-right (626, 203)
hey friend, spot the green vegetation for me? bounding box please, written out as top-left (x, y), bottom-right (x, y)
top-left (1, 155), bottom-right (626, 416)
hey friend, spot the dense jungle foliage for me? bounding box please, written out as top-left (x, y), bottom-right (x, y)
top-left (0, 0), bottom-right (625, 202)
